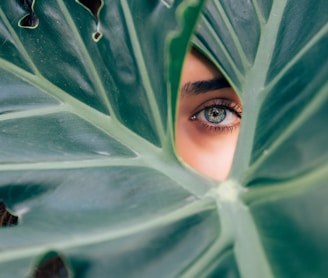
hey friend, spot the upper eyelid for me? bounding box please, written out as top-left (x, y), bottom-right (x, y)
top-left (192, 98), bottom-right (242, 117)
top-left (199, 122), bottom-right (241, 134)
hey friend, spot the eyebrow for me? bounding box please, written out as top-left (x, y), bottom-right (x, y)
top-left (181, 77), bottom-right (231, 97)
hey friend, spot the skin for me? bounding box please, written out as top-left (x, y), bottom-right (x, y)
top-left (176, 49), bottom-right (242, 180)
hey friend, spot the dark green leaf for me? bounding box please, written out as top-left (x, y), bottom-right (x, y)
top-left (0, 0), bottom-right (327, 277)
top-left (194, 0), bottom-right (328, 276)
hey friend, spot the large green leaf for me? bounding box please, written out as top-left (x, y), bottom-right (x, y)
top-left (0, 0), bottom-right (327, 277)
top-left (194, 0), bottom-right (328, 276)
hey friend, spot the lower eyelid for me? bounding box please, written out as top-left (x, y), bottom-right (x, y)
top-left (199, 121), bottom-right (241, 134)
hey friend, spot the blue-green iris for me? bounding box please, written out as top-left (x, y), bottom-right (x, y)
top-left (204, 107), bottom-right (226, 123)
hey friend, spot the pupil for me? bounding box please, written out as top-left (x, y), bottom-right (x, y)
top-left (205, 107), bottom-right (226, 123)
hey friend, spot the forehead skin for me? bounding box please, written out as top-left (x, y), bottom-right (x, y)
top-left (175, 49), bottom-right (240, 180)
top-left (180, 49), bottom-right (222, 86)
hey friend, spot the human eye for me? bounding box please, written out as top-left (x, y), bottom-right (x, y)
top-left (190, 99), bottom-right (242, 133)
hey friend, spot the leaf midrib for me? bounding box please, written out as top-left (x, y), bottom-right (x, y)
top-left (0, 58), bottom-right (212, 196)
top-left (56, 0), bottom-right (115, 118)
top-left (120, 0), bottom-right (166, 145)
top-left (247, 80), bottom-right (328, 178)
top-left (0, 197), bottom-right (215, 264)
top-left (266, 22), bottom-right (328, 91)
top-left (231, 1), bottom-right (289, 178)
top-left (0, 8), bottom-right (40, 75)
top-left (0, 58), bottom-right (156, 154)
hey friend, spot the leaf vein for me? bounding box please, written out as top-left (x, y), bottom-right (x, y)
top-left (120, 0), bottom-right (166, 144)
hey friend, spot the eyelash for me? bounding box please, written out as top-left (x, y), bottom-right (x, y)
top-left (190, 99), bottom-right (242, 133)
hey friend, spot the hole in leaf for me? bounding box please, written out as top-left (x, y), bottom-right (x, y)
top-left (33, 252), bottom-right (70, 278)
top-left (18, 0), bottom-right (39, 29)
top-left (0, 201), bottom-right (19, 227)
top-left (93, 31), bottom-right (102, 41)
top-left (76, 0), bottom-right (103, 41)
top-left (175, 48), bottom-right (243, 181)
top-left (77, 0), bottom-right (102, 21)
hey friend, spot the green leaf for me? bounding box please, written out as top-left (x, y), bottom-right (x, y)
top-left (194, 0), bottom-right (328, 276)
top-left (0, 1), bottom-right (217, 277)
top-left (0, 0), bottom-right (327, 277)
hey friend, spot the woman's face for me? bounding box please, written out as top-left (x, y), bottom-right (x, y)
top-left (176, 49), bottom-right (242, 180)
